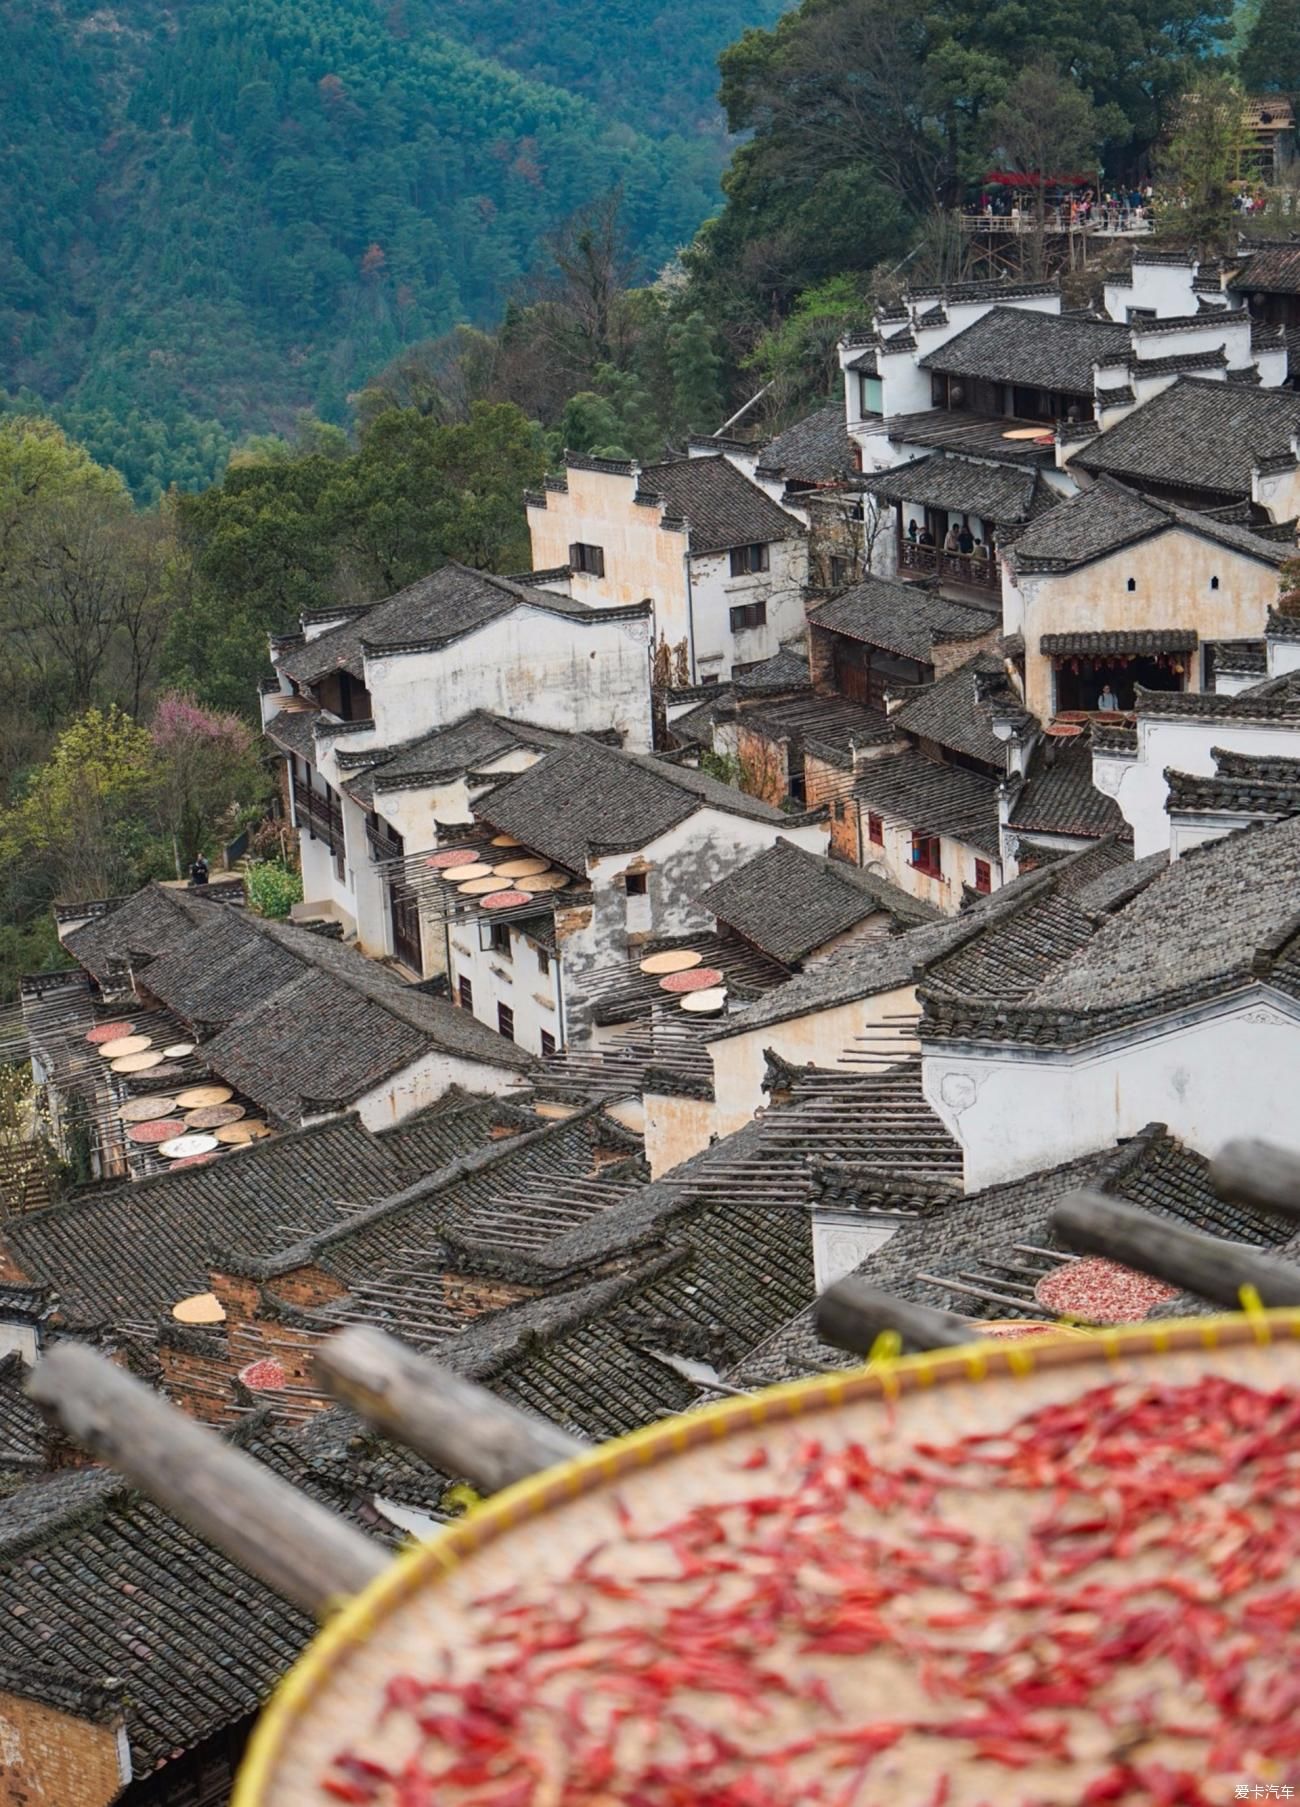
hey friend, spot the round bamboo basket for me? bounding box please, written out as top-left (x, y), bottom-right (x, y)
top-left (234, 1311), bottom-right (1300, 1807)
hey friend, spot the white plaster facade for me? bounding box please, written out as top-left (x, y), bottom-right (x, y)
top-left (525, 459), bottom-right (808, 681)
top-left (922, 987), bottom-right (1300, 1191)
top-left (303, 1043), bottom-right (527, 1135)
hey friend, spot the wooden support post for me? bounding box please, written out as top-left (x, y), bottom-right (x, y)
top-left (315, 1325), bottom-right (586, 1493)
top-left (27, 1344), bottom-right (387, 1618)
top-left (1051, 1190), bottom-right (1300, 1310)
top-left (815, 1278), bottom-right (975, 1356)
top-left (1210, 1139), bottom-right (1300, 1222)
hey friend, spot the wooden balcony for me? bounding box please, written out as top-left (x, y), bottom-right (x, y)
top-left (898, 534), bottom-right (1000, 595)
top-left (291, 777), bottom-right (344, 853)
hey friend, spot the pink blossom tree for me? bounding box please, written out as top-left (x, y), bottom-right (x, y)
top-left (149, 691), bottom-right (267, 873)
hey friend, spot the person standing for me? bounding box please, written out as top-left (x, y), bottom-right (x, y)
top-left (190, 854), bottom-right (210, 886)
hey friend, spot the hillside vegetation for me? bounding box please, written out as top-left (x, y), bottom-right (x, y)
top-left (0, 0), bottom-right (780, 498)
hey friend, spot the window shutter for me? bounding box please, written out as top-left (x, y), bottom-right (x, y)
top-left (568, 543), bottom-right (580, 569)
top-left (593, 545), bottom-right (605, 577)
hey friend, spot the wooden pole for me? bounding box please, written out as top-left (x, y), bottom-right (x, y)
top-left (815, 1278), bottom-right (974, 1355)
top-left (1050, 1190), bottom-right (1300, 1310)
top-left (27, 1344), bottom-right (387, 1618)
top-left (315, 1325), bottom-right (586, 1492)
top-left (1210, 1139), bottom-right (1300, 1222)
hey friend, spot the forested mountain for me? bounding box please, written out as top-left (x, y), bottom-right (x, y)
top-left (0, 0), bottom-right (780, 499)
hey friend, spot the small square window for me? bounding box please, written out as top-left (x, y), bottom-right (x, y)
top-left (911, 833), bottom-right (942, 879)
top-left (625, 872), bottom-right (648, 896)
top-left (974, 859), bottom-right (992, 894)
top-left (729, 542), bottom-right (770, 577)
top-left (868, 812), bottom-right (884, 846)
top-left (729, 600), bottom-right (768, 632)
top-left (497, 1003), bottom-right (514, 1042)
top-left (569, 541), bottom-right (606, 577)
top-left (458, 976), bottom-right (473, 1011)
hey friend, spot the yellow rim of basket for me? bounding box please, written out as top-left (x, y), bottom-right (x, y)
top-left (233, 1305), bottom-right (1300, 1805)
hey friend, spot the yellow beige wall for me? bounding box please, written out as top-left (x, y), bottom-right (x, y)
top-left (527, 469), bottom-right (688, 634)
top-left (644, 1090), bottom-right (715, 1178)
top-left (1020, 530), bottom-right (1280, 720)
top-left (709, 985), bottom-right (922, 1138)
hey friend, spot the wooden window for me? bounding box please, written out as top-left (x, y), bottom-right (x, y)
top-left (868, 812), bottom-right (884, 845)
top-left (829, 555), bottom-right (851, 587)
top-left (911, 833), bottom-right (942, 878)
top-left (540, 1029), bottom-right (556, 1059)
top-left (569, 542), bottom-right (605, 577)
top-left (536, 947), bottom-right (550, 975)
top-left (489, 922), bottom-right (512, 957)
top-left (730, 600), bottom-right (768, 631)
top-left (625, 872), bottom-right (647, 896)
top-left (497, 1002), bottom-right (515, 1042)
top-left (974, 859), bottom-right (992, 894)
top-left (457, 975), bottom-right (473, 1012)
top-left (729, 543), bottom-right (770, 576)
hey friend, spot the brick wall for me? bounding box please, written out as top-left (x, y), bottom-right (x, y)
top-left (0, 1693), bottom-right (124, 1807)
top-left (735, 725), bottom-right (788, 808)
top-left (931, 622), bottom-right (1001, 680)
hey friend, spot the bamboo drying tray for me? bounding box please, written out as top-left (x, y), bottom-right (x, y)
top-left (235, 1310), bottom-right (1300, 1807)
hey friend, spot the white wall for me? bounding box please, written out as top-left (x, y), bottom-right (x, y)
top-left (1094, 711), bottom-right (1300, 857)
top-left (315, 1045), bottom-right (526, 1132)
top-left (858, 802), bottom-right (1002, 916)
top-left (365, 606), bottom-right (652, 751)
top-left (1103, 260), bottom-right (1199, 321)
top-left (923, 988), bottom-right (1300, 1190)
top-left (446, 918), bottom-right (561, 1057)
top-left (813, 1214), bottom-right (900, 1290)
top-left (687, 540), bottom-right (809, 680)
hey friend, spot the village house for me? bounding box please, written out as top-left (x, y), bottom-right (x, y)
top-left (1093, 601), bottom-right (1300, 857)
top-left (524, 451), bottom-right (808, 682)
top-left (919, 810), bottom-right (1300, 1188)
top-left (431, 736), bottom-right (830, 1055)
top-left (263, 562), bottom-right (653, 946)
top-left (33, 883), bottom-right (533, 1186)
top-left (1000, 474), bottom-right (1291, 718)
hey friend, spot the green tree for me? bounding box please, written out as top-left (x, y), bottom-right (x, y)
top-left (986, 61), bottom-right (1108, 279)
top-left (668, 313), bottom-right (725, 437)
top-left (0, 706), bottom-right (160, 904)
top-left (1156, 74), bottom-right (1249, 254)
top-left (1239, 0), bottom-right (1300, 96)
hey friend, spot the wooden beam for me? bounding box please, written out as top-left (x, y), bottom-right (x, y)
top-left (315, 1326), bottom-right (586, 1492)
top-left (27, 1344), bottom-right (387, 1617)
top-left (815, 1278), bottom-right (974, 1355)
top-left (1050, 1190), bottom-right (1300, 1310)
top-left (1210, 1139), bottom-right (1300, 1222)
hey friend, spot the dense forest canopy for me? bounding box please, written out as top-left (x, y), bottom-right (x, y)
top-left (0, 0), bottom-right (780, 499)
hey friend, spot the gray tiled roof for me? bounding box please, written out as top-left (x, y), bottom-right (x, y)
top-left (1006, 731), bottom-right (1128, 841)
top-left (733, 646), bottom-right (810, 693)
top-left (263, 705), bottom-right (320, 762)
top-left (737, 692), bottom-right (893, 765)
top-left (638, 456), bottom-right (803, 554)
top-left (1028, 814), bottom-right (1300, 1021)
top-left (1007, 475), bottom-right (1288, 574)
top-left (1134, 669), bottom-right (1300, 721)
top-left (0, 1354), bottom-right (49, 1476)
top-left (732, 1124), bottom-right (1293, 1385)
top-left (919, 306), bottom-right (1130, 396)
top-left (1231, 244), bottom-right (1300, 297)
top-left (2, 1114), bottom-right (405, 1328)
top-left (474, 737), bottom-right (788, 874)
top-left (1164, 744), bottom-right (1300, 820)
top-left (62, 885), bottom-right (211, 987)
top-left (707, 914), bottom-right (979, 1040)
top-left (885, 410), bottom-right (1055, 463)
top-left (343, 712), bottom-right (570, 807)
top-left (696, 837), bottom-right (938, 964)
top-left (278, 564), bottom-right (613, 685)
top-left (809, 577), bottom-right (997, 664)
top-left (754, 403), bottom-right (857, 484)
top-left (1073, 378), bottom-right (1300, 499)
top-left (1072, 846), bottom-right (1168, 914)
top-left (863, 452), bottom-right (1056, 525)
top-left (890, 652), bottom-right (1009, 768)
top-left (925, 885), bottom-right (1095, 999)
top-left (852, 746), bottom-right (1002, 853)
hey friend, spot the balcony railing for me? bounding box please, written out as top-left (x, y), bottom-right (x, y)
top-left (366, 823), bottom-right (404, 866)
top-left (292, 777), bottom-right (344, 853)
top-left (898, 535), bottom-right (1000, 594)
